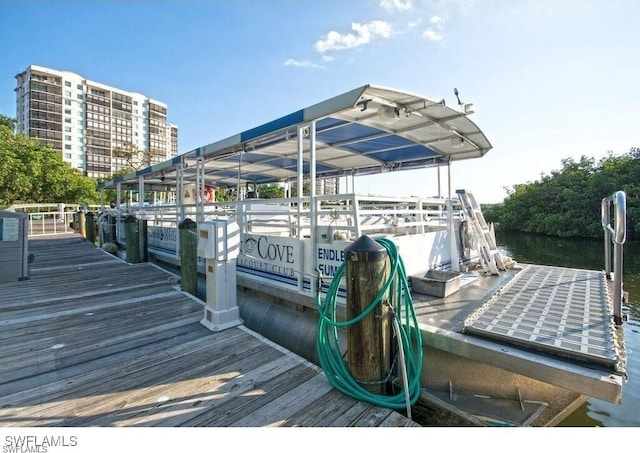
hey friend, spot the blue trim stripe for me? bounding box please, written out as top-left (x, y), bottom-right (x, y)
top-left (241, 110), bottom-right (305, 142)
top-left (237, 265), bottom-right (298, 286)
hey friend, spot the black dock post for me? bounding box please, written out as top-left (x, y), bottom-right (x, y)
top-left (179, 218), bottom-right (198, 296)
top-left (124, 215), bottom-right (142, 263)
top-left (85, 212), bottom-right (96, 244)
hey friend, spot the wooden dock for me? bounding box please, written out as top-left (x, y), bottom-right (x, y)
top-left (0, 234), bottom-right (418, 427)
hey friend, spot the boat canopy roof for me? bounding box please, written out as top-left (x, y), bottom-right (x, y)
top-left (100, 84), bottom-right (492, 191)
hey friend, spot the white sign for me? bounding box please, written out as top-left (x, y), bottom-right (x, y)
top-left (0, 218), bottom-right (19, 242)
top-left (237, 233), bottom-right (300, 287)
top-left (147, 226), bottom-right (178, 253)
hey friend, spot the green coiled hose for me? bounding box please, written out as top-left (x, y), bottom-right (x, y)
top-left (316, 237), bottom-right (423, 414)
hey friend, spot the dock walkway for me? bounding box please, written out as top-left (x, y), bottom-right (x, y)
top-left (0, 234), bottom-right (418, 427)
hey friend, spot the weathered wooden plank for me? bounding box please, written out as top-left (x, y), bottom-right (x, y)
top-left (55, 342), bottom-right (281, 427)
top-left (0, 325), bottom-right (209, 397)
top-left (326, 400), bottom-right (376, 426)
top-left (94, 345), bottom-right (291, 427)
top-left (231, 373), bottom-right (334, 427)
top-left (0, 327), bottom-right (243, 409)
top-left (378, 411), bottom-right (421, 427)
top-left (280, 387), bottom-right (360, 426)
top-left (0, 309), bottom-right (204, 382)
top-left (188, 363), bottom-right (320, 426)
top-left (0, 271), bottom-right (176, 306)
top-left (0, 330), bottom-right (256, 426)
top-left (0, 292), bottom-right (198, 341)
top-left (144, 353), bottom-right (307, 427)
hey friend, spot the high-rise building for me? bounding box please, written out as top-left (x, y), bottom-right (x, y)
top-left (316, 177), bottom-right (340, 195)
top-left (14, 65), bottom-right (178, 179)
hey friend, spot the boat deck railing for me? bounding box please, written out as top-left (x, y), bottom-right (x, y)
top-left (113, 193), bottom-right (462, 242)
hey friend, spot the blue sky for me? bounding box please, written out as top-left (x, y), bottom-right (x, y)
top-left (1, 0), bottom-right (638, 203)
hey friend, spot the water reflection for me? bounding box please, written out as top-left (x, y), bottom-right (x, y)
top-left (496, 229), bottom-right (639, 427)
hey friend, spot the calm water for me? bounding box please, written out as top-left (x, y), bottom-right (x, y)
top-left (496, 230), bottom-right (640, 427)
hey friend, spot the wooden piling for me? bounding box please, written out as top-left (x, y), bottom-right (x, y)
top-left (85, 212), bottom-right (96, 244)
top-left (78, 211), bottom-right (86, 239)
top-left (179, 218), bottom-right (198, 296)
top-left (124, 215), bottom-right (140, 263)
top-left (344, 235), bottom-right (391, 394)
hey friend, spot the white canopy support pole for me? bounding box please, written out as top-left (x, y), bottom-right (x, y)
top-left (437, 165), bottom-right (443, 219)
top-left (447, 161), bottom-right (460, 272)
top-left (197, 156), bottom-right (204, 223)
top-left (236, 147), bottom-right (244, 202)
top-left (138, 175), bottom-right (145, 213)
top-left (116, 182), bottom-right (122, 243)
top-left (297, 125), bottom-right (305, 293)
top-left (309, 120), bottom-right (317, 295)
top-left (177, 160), bottom-right (185, 223)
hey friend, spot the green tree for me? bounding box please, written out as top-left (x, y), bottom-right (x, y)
top-left (0, 125), bottom-right (29, 205)
top-left (258, 183), bottom-right (285, 199)
top-left (0, 124), bottom-right (98, 206)
top-left (96, 168), bottom-right (132, 206)
top-left (487, 148), bottom-right (640, 240)
top-left (0, 114), bottom-right (16, 132)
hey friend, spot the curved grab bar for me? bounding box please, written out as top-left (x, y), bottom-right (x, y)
top-left (601, 190), bottom-right (626, 244)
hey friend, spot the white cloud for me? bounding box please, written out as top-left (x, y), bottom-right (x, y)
top-left (408, 18), bottom-right (423, 28)
top-left (321, 55), bottom-right (335, 62)
top-left (314, 20), bottom-right (393, 53)
top-left (422, 28), bottom-right (443, 42)
top-left (430, 15), bottom-right (444, 25)
top-left (283, 59), bottom-right (323, 69)
top-left (380, 0), bottom-right (413, 12)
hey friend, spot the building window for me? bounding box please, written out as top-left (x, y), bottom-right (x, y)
top-left (65, 90), bottom-right (71, 97)
top-left (65, 100), bottom-right (71, 106)
top-left (77, 94), bottom-right (83, 100)
top-left (65, 135), bottom-right (71, 141)
top-left (65, 109), bottom-right (71, 115)
top-left (78, 120), bottom-right (83, 126)
top-left (65, 118), bottom-right (71, 123)
top-left (77, 84), bottom-right (82, 90)
top-left (64, 145), bottom-right (71, 150)
top-left (64, 153), bottom-right (72, 159)
top-left (64, 126), bottom-right (72, 132)
top-left (65, 81), bottom-right (71, 87)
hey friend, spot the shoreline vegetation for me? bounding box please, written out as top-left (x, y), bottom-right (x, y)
top-left (482, 147), bottom-right (639, 241)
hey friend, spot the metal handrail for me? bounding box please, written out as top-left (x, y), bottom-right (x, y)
top-left (601, 190), bottom-right (626, 326)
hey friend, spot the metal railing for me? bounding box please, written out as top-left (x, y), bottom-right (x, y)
top-left (601, 190), bottom-right (627, 326)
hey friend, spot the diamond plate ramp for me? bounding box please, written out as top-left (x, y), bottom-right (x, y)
top-left (464, 265), bottom-right (620, 368)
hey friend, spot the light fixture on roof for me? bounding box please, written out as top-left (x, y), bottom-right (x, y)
top-left (377, 106), bottom-right (400, 122)
top-left (454, 87), bottom-right (475, 115)
top-left (451, 136), bottom-right (464, 149)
